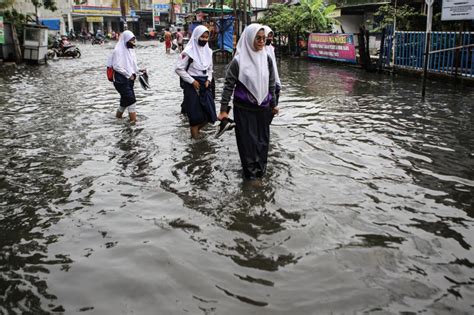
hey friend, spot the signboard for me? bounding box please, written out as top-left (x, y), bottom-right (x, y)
top-left (86, 16), bottom-right (104, 23)
top-left (175, 13), bottom-right (185, 25)
top-left (327, 9), bottom-right (341, 18)
top-left (442, 0), bottom-right (474, 21)
top-left (153, 12), bottom-right (161, 28)
top-left (153, 3), bottom-right (170, 13)
top-left (308, 33), bottom-right (356, 63)
top-left (0, 16), bottom-right (5, 45)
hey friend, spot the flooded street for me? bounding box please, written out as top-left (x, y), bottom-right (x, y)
top-left (1, 41), bottom-right (473, 314)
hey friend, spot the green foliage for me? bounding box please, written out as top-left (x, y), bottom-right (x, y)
top-left (259, 0), bottom-right (337, 34)
top-left (0, 0), bottom-right (17, 10)
top-left (373, 4), bottom-right (425, 31)
top-left (31, 0), bottom-right (58, 12)
top-left (2, 8), bottom-right (33, 24)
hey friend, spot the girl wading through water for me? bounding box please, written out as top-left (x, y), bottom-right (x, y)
top-left (175, 25), bottom-right (217, 139)
top-left (107, 30), bottom-right (144, 123)
top-left (219, 23), bottom-right (279, 180)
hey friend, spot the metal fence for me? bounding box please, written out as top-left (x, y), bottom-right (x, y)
top-left (392, 31), bottom-right (474, 78)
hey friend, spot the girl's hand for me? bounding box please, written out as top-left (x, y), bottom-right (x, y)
top-left (218, 111), bottom-right (228, 120)
top-left (192, 80), bottom-right (200, 90)
top-left (205, 80), bottom-right (210, 88)
top-left (272, 107), bottom-right (279, 116)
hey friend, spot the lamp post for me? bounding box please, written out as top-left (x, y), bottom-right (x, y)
top-left (120, 0), bottom-right (128, 31)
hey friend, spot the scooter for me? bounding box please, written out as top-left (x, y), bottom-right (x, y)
top-left (48, 37), bottom-right (81, 59)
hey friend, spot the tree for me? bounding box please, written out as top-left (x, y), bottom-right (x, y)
top-left (373, 4), bottom-right (424, 31)
top-left (31, 0), bottom-right (58, 24)
top-left (259, 0), bottom-right (337, 34)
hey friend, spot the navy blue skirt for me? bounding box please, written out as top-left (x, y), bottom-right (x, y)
top-left (113, 72), bottom-right (136, 108)
top-left (233, 102), bottom-right (273, 179)
top-left (182, 76), bottom-right (217, 126)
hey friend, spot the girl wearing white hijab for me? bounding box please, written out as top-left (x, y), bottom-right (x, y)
top-left (175, 25), bottom-right (217, 139)
top-left (263, 25), bottom-right (281, 105)
top-left (107, 30), bottom-right (141, 123)
top-left (219, 23), bottom-right (279, 180)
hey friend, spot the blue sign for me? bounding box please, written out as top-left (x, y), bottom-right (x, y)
top-left (153, 4), bottom-right (169, 12)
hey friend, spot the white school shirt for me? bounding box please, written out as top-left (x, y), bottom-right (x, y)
top-left (175, 53), bottom-right (213, 84)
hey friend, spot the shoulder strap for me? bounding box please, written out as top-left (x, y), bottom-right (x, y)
top-left (186, 58), bottom-right (193, 71)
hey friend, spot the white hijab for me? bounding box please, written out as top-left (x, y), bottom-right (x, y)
top-left (235, 23), bottom-right (269, 105)
top-left (107, 30), bottom-right (139, 74)
top-left (182, 25), bottom-right (212, 71)
top-left (263, 25), bottom-right (280, 86)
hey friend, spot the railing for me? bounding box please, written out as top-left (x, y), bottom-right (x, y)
top-left (393, 31), bottom-right (474, 78)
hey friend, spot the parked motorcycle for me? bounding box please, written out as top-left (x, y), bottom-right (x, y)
top-left (47, 37), bottom-right (81, 59)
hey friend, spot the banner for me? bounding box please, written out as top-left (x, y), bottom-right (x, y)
top-left (308, 33), bottom-right (356, 63)
top-left (0, 16), bottom-right (5, 45)
top-left (442, 0), bottom-right (474, 21)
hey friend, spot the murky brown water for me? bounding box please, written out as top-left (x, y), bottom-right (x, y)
top-left (1, 41), bottom-right (473, 314)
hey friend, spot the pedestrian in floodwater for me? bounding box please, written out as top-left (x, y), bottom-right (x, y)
top-left (175, 25), bottom-right (217, 139)
top-left (218, 23), bottom-right (278, 180)
top-left (263, 25), bottom-right (281, 106)
top-left (164, 28), bottom-right (172, 54)
top-left (107, 30), bottom-right (144, 123)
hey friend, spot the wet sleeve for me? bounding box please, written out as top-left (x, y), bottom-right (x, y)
top-left (220, 59), bottom-right (239, 113)
top-left (268, 57), bottom-right (276, 108)
top-left (175, 53), bottom-right (195, 84)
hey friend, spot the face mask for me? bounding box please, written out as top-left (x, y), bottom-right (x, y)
top-left (198, 40), bottom-right (207, 47)
top-left (265, 39), bottom-right (272, 46)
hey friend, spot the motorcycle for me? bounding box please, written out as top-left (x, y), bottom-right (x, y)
top-left (92, 36), bottom-right (105, 45)
top-left (48, 37), bottom-right (81, 59)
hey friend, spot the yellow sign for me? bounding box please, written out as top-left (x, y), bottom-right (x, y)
top-left (86, 16), bottom-right (104, 23)
top-left (327, 9), bottom-right (341, 18)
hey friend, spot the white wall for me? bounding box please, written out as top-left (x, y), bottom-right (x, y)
top-left (13, 0), bottom-right (73, 34)
top-left (250, 0), bottom-right (268, 9)
top-left (334, 15), bottom-right (363, 34)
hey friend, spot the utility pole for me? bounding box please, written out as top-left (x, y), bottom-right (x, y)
top-left (120, 0), bottom-right (128, 31)
top-left (243, 0), bottom-right (247, 27)
top-left (421, 0), bottom-right (433, 98)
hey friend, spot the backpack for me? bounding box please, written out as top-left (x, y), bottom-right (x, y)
top-left (107, 67), bottom-right (114, 82)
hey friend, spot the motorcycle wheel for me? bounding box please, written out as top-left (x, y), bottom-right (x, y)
top-left (47, 50), bottom-right (56, 60)
top-left (73, 49), bottom-right (81, 58)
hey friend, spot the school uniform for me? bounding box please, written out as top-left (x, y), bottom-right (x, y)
top-left (175, 25), bottom-right (217, 126)
top-left (220, 24), bottom-right (277, 180)
top-left (107, 30), bottom-right (139, 113)
top-left (264, 26), bottom-right (281, 105)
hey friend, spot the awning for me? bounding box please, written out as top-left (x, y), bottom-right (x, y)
top-left (40, 18), bottom-right (61, 30)
top-left (195, 6), bottom-right (234, 14)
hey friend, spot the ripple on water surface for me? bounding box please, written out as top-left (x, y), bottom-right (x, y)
top-left (0, 41), bottom-right (473, 314)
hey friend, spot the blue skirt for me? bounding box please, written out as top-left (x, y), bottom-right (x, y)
top-left (234, 102), bottom-right (273, 179)
top-left (182, 76), bottom-right (217, 126)
top-left (113, 72), bottom-right (136, 107)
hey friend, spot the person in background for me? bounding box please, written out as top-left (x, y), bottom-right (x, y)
top-left (107, 30), bottom-right (145, 123)
top-left (176, 28), bottom-right (184, 52)
top-left (164, 28), bottom-right (172, 54)
top-left (175, 25), bottom-right (216, 139)
top-left (218, 23), bottom-right (278, 180)
top-left (263, 26), bottom-right (281, 106)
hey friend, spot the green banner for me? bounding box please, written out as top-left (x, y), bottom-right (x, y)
top-left (0, 16), bottom-right (4, 44)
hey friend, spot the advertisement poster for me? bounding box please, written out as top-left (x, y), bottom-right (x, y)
top-left (0, 16), bottom-right (5, 45)
top-left (308, 33), bottom-right (356, 63)
top-left (153, 12), bottom-right (160, 28)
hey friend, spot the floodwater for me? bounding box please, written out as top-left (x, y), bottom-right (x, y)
top-left (0, 41), bottom-right (473, 314)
